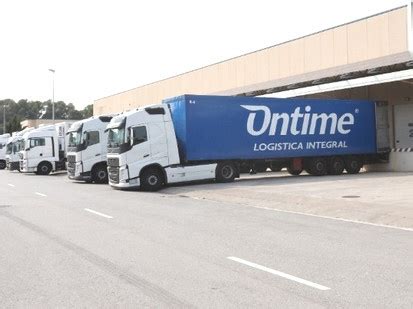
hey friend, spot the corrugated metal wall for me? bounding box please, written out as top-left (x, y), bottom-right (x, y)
top-left (94, 6), bottom-right (411, 115)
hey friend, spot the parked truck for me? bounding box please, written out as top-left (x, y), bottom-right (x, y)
top-left (0, 133), bottom-right (11, 169)
top-left (4, 128), bottom-right (35, 171)
top-left (106, 95), bottom-right (389, 191)
top-left (66, 116), bottom-right (113, 183)
top-left (19, 122), bottom-right (73, 175)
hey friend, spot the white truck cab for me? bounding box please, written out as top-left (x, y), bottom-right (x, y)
top-left (20, 122), bottom-right (72, 175)
top-left (5, 128), bottom-right (34, 171)
top-left (5, 135), bottom-right (23, 170)
top-left (67, 116), bottom-right (113, 183)
top-left (106, 105), bottom-right (216, 190)
top-left (0, 133), bottom-right (11, 169)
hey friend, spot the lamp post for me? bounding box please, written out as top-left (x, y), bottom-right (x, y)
top-left (48, 68), bottom-right (55, 122)
top-left (2, 104), bottom-right (5, 134)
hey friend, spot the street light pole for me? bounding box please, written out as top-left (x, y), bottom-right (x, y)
top-left (2, 104), bottom-right (5, 134)
top-left (48, 69), bottom-right (55, 122)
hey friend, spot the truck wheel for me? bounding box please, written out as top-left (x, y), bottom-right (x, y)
top-left (344, 156), bottom-right (362, 174)
top-left (287, 166), bottom-right (303, 176)
top-left (0, 160), bottom-right (6, 170)
top-left (141, 168), bottom-right (165, 191)
top-left (92, 164), bottom-right (108, 184)
top-left (37, 162), bottom-right (52, 175)
top-left (216, 162), bottom-right (236, 183)
top-left (327, 157), bottom-right (345, 175)
top-left (306, 158), bottom-right (327, 176)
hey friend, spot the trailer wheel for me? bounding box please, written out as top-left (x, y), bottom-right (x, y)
top-left (287, 166), bottom-right (303, 176)
top-left (141, 167), bottom-right (165, 191)
top-left (306, 157), bottom-right (327, 176)
top-left (0, 160), bottom-right (6, 170)
top-left (216, 162), bottom-right (236, 183)
top-left (92, 164), bottom-right (108, 184)
top-left (344, 156), bottom-right (363, 174)
top-left (327, 157), bottom-right (345, 175)
top-left (37, 162), bottom-right (52, 175)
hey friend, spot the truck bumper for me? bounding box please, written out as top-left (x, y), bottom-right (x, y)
top-left (20, 160), bottom-right (36, 173)
top-left (68, 172), bottom-right (91, 181)
top-left (109, 177), bottom-right (140, 189)
top-left (67, 162), bottom-right (91, 181)
top-left (7, 161), bottom-right (20, 171)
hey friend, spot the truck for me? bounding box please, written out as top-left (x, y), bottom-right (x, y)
top-left (0, 133), bottom-right (11, 169)
top-left (19, 122), bottom-right (73, 175)
top-left (66, 116), bottom-right (113, 183)
top-left (106, 94), bottom-right (389, 191)
top-left (5, 128), bottom-right (34, 171)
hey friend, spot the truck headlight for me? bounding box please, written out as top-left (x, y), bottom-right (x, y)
top-left (119, 166), bottom-right (129, 182)
top-left (75, 162), bottom-right (82, 173)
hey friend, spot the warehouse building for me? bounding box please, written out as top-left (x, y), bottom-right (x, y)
top-left (94, 3), bottom-right (413, 171)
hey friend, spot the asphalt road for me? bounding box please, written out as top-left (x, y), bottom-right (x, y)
top-left (0, 171), bottom-right (412, 308)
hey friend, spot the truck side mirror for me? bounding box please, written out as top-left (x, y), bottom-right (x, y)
top-left (83, 132), bottom-right (89, 147)
top-left (129, 128), bottom-right (134, 146)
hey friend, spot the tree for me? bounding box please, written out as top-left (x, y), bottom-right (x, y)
top-left (6, 115), bottom-right (21, 134)
top-left (0, 99), bottom-right (89, 130)
top-left (81, 104), bottom-right (93, 118)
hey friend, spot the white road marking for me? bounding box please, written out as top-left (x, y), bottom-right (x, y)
top-left (84, 208), bottom-right (113, 219)
top-left (252, 206), bottom-right (413, 232)
top-left (7, 184), bottom-right (15, 187)
top-left (227, 256), bottom-right (331, 291)
top-left (35, 192), bottom-right (47, 197)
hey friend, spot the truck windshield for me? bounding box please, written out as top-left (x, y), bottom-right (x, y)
top-left (108, 128), bottom-right (125, 148)
top-left (16, 140), bottom-right (24, 153)
top-left (68, 130), bottom-right (83, 147)
top-left (6, 143), bottom-right (12, 154)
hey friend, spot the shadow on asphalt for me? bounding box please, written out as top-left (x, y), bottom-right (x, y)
top-left (162, 171), bottom-right (413, 194)
top-left (20, 171), bottom-right (68, 177)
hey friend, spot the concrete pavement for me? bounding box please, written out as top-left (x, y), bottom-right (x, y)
top-left (0, 170), bottom-right (412, 308)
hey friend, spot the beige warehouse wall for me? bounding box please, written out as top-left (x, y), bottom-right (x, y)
top-left (94, 6), bottom-right (411, 115)
top-left (302, 79), bottom-right (413, 172)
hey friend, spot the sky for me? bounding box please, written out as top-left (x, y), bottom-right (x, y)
top-left (0, 0), bottom-right (408, 109)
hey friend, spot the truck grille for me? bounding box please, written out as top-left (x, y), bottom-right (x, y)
top-left (108, 167), bottom-right (119, 184)
top-left (67, 155), bottom-right (76, 163)
top-left (107, 157), bottom-right (119, 167)
top-left (67, 162), bottom-right (75, 176)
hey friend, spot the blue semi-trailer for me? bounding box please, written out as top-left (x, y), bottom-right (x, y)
top-left (106, 94), bottom-right (389, 191)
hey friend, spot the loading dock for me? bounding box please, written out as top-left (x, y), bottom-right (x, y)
top-left (94, 2), bottom-right (413, 171)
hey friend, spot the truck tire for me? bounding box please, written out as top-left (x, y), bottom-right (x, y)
top-left (287, 166), bottom-right (303, 176)
top-left (37, 162), bottom-right (52, 175)
top-left (306, 157), bottom-right (327, 176)
top-left (327, 157), bottom-right (345, 175)
top-left (344, 156), bottom-right (363, 174)
top-left (0, 160), bottom-right (6, 170)
top-left (141, 167), bottom-right (165, 191)
top-left (216, 162), bottom-right (236, 183)
top-left (92, 164), bottom-right (108, 184)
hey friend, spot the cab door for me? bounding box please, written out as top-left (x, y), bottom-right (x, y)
top-left (82, 131), bottom-right (101, 172)
top-left (29, 138), bottom-right (47, 160)
top-left (127, 125), bottom-right (150, 179)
